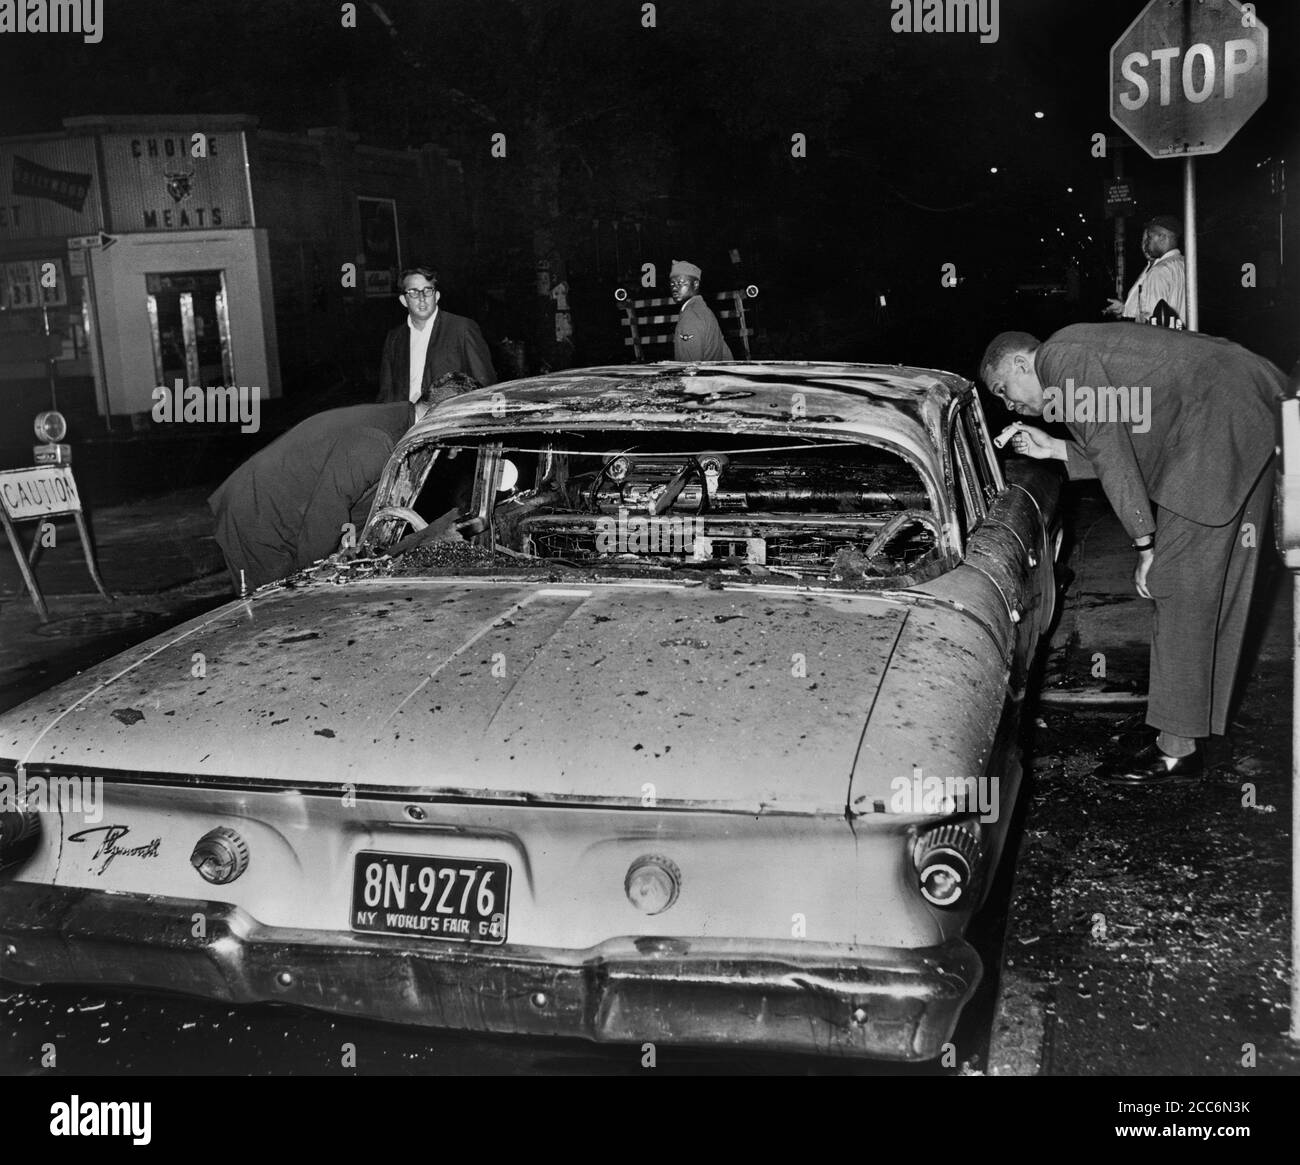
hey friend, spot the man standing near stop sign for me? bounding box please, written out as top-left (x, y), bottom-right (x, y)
top-left (980, 323), bottom-right (1284, 787)
top-left (1104, 215), bottom-right (1187, 326)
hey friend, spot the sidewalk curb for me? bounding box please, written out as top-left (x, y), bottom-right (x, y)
top-left (987, 968), bottom-right (1046, 1075)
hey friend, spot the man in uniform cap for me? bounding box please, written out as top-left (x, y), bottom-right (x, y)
top-left (670, 259), bottom-right (734, 361)
top-left (1104, 215), bottom-right (1187, 326)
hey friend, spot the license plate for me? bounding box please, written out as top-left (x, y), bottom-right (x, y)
top-left (351, 852), bottom-right (509, 944)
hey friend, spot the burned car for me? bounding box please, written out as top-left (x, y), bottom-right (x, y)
top-left (0, 362), bottom-right (1060, 1061)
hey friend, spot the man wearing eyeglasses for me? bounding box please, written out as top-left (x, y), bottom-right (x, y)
top-left (670, 259), bottom-right (733, 362)
top-left (376, 266), bottom-right (497, 403)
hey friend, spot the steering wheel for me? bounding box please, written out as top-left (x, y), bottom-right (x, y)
top-left (863, 509), bottom-right (939, 564)
top-left (366, 505), bottom-right (428, 542)
top-left (649, 457), bottom-right (709, 516)
top-left (586, 450), bottom-right (635, 513)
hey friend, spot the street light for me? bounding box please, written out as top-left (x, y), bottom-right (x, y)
top-left (33, 410), bottom-right (70, 465)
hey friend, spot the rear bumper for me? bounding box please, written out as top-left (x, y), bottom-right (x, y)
top-left (0, 881), bottom-right (980, 1061)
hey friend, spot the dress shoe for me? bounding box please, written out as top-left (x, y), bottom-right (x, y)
top-left (1098, 742), bottom-right (1203, 786)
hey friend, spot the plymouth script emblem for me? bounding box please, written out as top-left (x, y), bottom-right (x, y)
top-left (67, 824), bottom-right (161, 876)
top-left (164, 168), bottom-right (194, 204)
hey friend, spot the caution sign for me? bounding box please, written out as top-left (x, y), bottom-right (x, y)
top-left (0, 465), bottom-right (110, 621)
top-left (0, 466), bottom-right (82, 520)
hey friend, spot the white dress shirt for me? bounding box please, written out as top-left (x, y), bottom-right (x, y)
top-left (407, 309), bottom-right (438, 402)
top-left (1121, 250), bottom-right (1186, 325)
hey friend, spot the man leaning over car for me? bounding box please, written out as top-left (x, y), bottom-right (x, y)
top-left (980, 323), bottom-right (1284, 788)
top-left (209, 373), bottom-right (471, 592)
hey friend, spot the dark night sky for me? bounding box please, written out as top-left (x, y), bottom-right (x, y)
top-left (2, 0), bottom-right (1297, 371)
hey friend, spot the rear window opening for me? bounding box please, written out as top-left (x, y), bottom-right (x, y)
top-left (371, 430), bottom-right (944, 584)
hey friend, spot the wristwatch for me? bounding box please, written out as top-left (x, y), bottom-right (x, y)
top-left (1132, 534), bottom-right (1155, 551)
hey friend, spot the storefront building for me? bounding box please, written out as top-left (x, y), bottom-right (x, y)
top-left (1, 114), bottom-right (470, 437)
top-left (0, 115), bottom-right (277, 428)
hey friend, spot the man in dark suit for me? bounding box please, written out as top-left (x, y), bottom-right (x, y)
top-left (980, 324), bottom-right (1284, 786)
top-left (210, 384), bottom-right (445, 592)
top-left (376, 266), bottom-right (496, 403)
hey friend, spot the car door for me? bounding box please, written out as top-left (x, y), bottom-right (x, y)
top-left (950, 395), bottom-right (1051, 692)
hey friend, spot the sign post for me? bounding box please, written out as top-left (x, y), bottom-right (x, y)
top-left (1110, 0), bottom-right (1268, 330)
top-left (1184, 157), bottom-right (1199, 331)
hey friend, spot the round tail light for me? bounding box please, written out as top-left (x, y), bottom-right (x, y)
top-left (191, 827), bottom-right (250, 885)
top-left (913, 823), bottom-right (982, 908)
top-left (625, 855), bottom-right (681, 915)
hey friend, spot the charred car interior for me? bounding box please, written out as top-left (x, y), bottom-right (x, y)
top-left (366, 430), bottom-right (946, 584)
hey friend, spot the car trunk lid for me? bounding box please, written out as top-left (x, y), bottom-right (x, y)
top-left (4, 579), bottom-right (910, 814)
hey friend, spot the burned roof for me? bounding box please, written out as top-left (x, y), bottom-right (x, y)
top-left (410, 361), bottom-right (972, 466)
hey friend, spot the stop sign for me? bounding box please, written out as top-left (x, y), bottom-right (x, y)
top-left (1111, 0), bottom-right (1268, 158)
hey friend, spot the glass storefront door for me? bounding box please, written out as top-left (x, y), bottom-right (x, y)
top-left (145, 269), bottom-right (234, 387)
